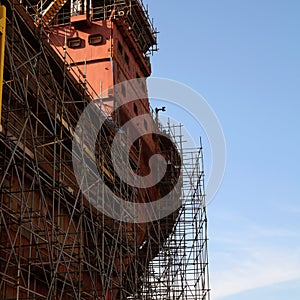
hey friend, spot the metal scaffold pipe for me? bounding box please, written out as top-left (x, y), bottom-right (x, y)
top-left (0, 5), bottom-right (6, 132)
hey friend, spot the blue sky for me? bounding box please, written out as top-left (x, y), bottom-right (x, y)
top-left (144, 1), bottom-right (300, 299)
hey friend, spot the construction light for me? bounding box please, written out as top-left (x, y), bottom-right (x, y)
top-left (88, 34), bottom-right (103, 45)
top-left (67, 37), bottom-right (82, 48)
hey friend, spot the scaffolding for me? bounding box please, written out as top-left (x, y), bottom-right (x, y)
top-left (0, 0), bottom-right (210, 299)
top-left (138, 123), bottom-right (210, 300)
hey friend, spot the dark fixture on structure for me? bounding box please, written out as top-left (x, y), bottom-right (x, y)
top-left (67, 37), bottom-right (82, 48)
top-left (155, 106), bottom-right (166, 125)
top-left (155, 106), bottom-right (166, 114)
top-left (88, 34), bottom-right (103, 45)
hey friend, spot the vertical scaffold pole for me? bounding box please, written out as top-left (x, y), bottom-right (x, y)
top-left (0, 5), bottom-right (6, 132)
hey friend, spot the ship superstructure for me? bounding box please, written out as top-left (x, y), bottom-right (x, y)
top-left (0, 1), bottom-right (210, 299)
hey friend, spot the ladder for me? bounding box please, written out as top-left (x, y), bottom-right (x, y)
top-left (38, 0), bottom-right (68, 27)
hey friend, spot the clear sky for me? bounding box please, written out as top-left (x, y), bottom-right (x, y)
top-left (144, 1), bottom-right (300, 299)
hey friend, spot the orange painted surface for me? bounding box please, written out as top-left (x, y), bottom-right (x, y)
top-left (48, 18), bottom-right (151, 114)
